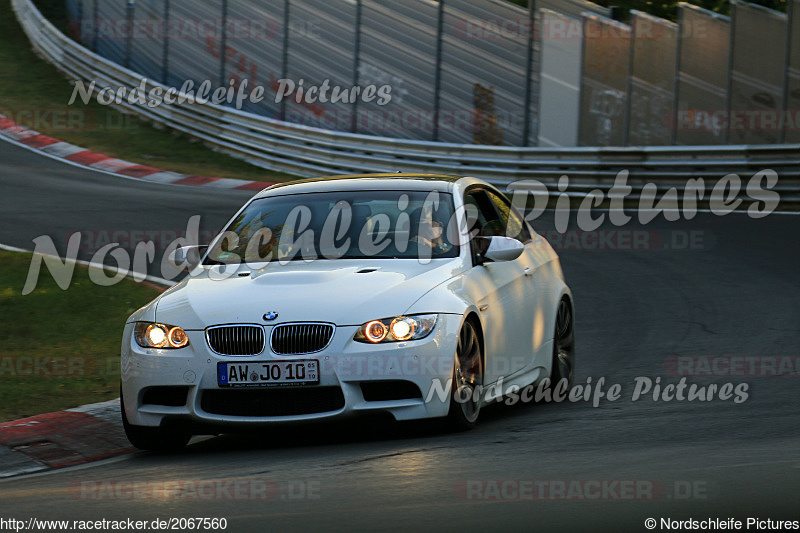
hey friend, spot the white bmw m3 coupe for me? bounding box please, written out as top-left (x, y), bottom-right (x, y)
top-left (121, 174), bottom-right (574, 450)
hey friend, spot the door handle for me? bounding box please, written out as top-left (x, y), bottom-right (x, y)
top-left (523, 267), bottom-right (533, 277)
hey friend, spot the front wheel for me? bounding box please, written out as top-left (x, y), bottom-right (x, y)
top-left (121, 390), bottom-right (191, 452)
top-left (550, 298), bottom-right (575, 390)
top-left (447, 320), bottom-right (483, 430)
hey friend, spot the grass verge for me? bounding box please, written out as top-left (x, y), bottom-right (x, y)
top-left (0, 0), bottom-right (296, 182)
top-left (0, 250), bottom-right (162, 422)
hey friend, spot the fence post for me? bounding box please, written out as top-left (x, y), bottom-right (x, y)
top-left (432, 0), bottom-right (445, 142)
top-left (670, 7), bottom-right (683, 146)
top-left (76, 0), bottom-right (83, 42)
top-left (124, 0), bottom-right (134, 69)
top-left (622, 15), bottom-right (635, 146)
top-left (161, 0), bottom-right (170, 84)
top-left (724, 1), bottom-right (736, 145)
top-left (219, 0), bottom-right (229, 88)
top-left (780, 0), bottom-right (795, 143)
top-left (576, 15), bottom-right (587, 147)
top-left (350, 0), bottom-right (363, 133)
top-left (91, 0), bottom-right (98, 52)
top-left (521, 0), bottom-right (535, 146)
top-left (280, 0), bottom-right (291, 121)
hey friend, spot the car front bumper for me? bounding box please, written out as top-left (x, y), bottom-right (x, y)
top-left (120, 314), bottom-right (463, 430)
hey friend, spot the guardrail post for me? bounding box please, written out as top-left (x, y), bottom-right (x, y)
top-left (350, 0), bottom-right (363, 133)
top-left (521, 0), bottom-right (535, 146)
top-left (161, 0), bottom-right (170, 84)
top-left (780, 0), bottom-right (795, 143)
top-left (432, 0), bottom-right (445, 142)
top-left (280, 0), bottom-right (291, 121)
top-left (124, 0), bottom-right (134, 69)
top-left (219, 0), bottom-right (229, 88)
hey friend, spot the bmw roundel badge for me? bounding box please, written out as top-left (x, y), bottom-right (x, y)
top-left (263, 311), bottom-right (279, 321)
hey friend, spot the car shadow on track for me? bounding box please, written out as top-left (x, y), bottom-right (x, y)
top-left (136, 396), bottom-right (582, 457)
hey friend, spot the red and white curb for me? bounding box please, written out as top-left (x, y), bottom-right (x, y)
top-left (0, 114), bottom-right (274, 192)
top-left (0, 399), bottom-right (130, 478)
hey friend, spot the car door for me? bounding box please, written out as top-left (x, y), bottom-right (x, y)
top-left (483, 188), bottom-right (553, 373)
top-left (459, 188), bottom-right (534, 386)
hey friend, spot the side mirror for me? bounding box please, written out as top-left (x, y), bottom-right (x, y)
top-left (478, 236), bottom-right (524, 263)
top-left (168, 245), bottom-right (208, 270)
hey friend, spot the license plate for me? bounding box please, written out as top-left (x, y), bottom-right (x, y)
top-left (217, 360), bottom-right (319, 387)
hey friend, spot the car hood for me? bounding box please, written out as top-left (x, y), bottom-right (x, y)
top-left (155, 258), bottom-right (465, 329)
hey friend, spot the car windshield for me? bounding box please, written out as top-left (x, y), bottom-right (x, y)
top-left (205, 190), bottom-right (459, 263)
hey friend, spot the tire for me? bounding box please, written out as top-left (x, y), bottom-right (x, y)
top-left (447, 320), bottom-right (484, 430)
top-left (120, 389), bottom-right (191, 452)
top-left (550, 298), bottom-right (575, 390)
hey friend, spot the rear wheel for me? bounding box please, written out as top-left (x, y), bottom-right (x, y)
top-left (447, 320), bottom-right (483, 430)
top-left (550, 298), bottom-right (575, 390)
top-left (121, 389), bottom-right (191, 451)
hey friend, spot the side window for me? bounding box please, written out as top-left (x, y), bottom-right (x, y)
top-left (485, 189), bottom-right (532, 243)
top-left (463, 190), bottom-right (500, 265)
top-left (463, 193), bottom-right (489, 234)
top-left (463, 190), bottom-right (503, 236)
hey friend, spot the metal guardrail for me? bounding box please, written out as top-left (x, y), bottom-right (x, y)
top-left (10, 0), bottom-right (800, 202)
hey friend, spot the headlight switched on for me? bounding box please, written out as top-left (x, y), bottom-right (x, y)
top-left (354, 314), bottom-right (437, 344)
top-left (134, 322), bottom-right (190, 349)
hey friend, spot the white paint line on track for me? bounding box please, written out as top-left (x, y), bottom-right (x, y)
top-left (0, 243), bottom-right (176, 288)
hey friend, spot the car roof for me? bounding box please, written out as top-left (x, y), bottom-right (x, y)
top-left (254, 173), bottom-right (465, 198)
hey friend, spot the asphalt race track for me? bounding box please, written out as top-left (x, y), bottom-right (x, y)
top-left (1, 138), bottom-right (799, 531)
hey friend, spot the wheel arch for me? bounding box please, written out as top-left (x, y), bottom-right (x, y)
top-left (559, 288), bottom-right (575, 324)
top-left (460, 310), bottom-right (486, 386)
